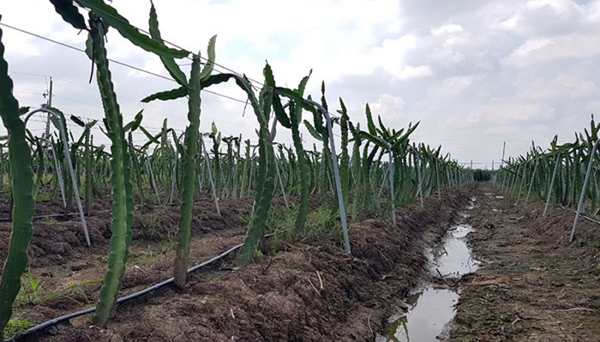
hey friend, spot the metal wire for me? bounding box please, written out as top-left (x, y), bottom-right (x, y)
top-left (0, 22), bottom-right (247, 104)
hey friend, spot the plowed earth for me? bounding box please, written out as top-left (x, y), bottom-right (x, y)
top-left (11, 189), bottom-right (472, 341)
top-left (450, 186), bottom-right (600, 342)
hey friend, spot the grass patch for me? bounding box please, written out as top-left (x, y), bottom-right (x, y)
top-left (15, 273), bottom-right (42, 306)
top-left (267, 205), bottom-right (340, 251)
top-left (42, 278), bottom-right (103, 306)
top-left (17, 275), bottom-right (103, 308)
top-left (4, 319), bottom-right (34, 339)
top-left (129, 239), bottom-right (176, 265)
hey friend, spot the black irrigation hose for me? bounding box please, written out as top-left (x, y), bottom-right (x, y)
top-left (6, 242), bottom-right (244, 342)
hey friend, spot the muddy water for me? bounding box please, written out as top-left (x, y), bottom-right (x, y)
top-left (377, 198), bottom-right (479, 342)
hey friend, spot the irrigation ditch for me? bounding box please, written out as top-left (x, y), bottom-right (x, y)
top-left (376, 185), bottom-right (600, 341)
top-left (8, 183), bottom-right (599, 341)
top-left (4, 188), bottom-right (474, 341)
top-left (377, 196), bottom-right (479, 341)
top-left (0, 4), bottom-right (476, 339)
top-left (449, 187), bottom-right (600, 341)
top-left (0, 2), bottom-right (598, 341)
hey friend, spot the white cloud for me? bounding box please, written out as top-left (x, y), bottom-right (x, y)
top-left (368, 35), bottom-right (434, 79)
top-left (394, 65), bottom-right (434, 80)
top-left (509, 38), bottom-right (554, 57)
top-left (515, 73), bottom-right (599, 100)
top-left (495, 0), bottom-right (591, 36)
top-left (371, 94), bottom-right (405, 118)
top-left (497, 14), bottom-right (521, 31)
top-left (505, 34), bottom-right (600, 67)
top-left (0, 0), bottom-right (599, 165)
top-left (431, 24), bottom-right (464, 36)
top-left (526, 0), bottom-right (577, 14)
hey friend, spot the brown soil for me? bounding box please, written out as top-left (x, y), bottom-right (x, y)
top-left (0, 197), bottom-right (252, 268)
top-left (14, 229), bottom-right (247, 330)
top-left (17, 189), bottom-right (474, 342)
top-left (450, 186), bottom-right (600, 341)
top-left (1, 196), bottom-right (253, 339)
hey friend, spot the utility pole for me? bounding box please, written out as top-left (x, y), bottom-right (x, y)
top-left (496, 141), bottom-right (506, 187)
top-left (501, 141), bottom-right (506, 168)
top-left (44, 76), bottom-right (53, 138)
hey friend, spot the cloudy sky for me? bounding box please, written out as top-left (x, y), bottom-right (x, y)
top-left (1, 0), bottom-right (599, 168)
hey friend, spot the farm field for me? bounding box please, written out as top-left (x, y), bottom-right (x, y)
top-left (1, 1), bottom-right (600, 342)
top-left (451, 187), bottom-right (600, 341)
top-left (3, 183), bottom-right (600, 341)
top-left (12, 189), bottom-right (472, 341)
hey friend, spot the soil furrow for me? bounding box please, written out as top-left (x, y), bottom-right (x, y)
top-left (450, 186), bottom-right (600, 342)
top-left (23, 189), bottom-right (472, 342)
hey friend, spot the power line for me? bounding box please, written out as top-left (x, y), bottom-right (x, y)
top-left (1, 22), bottom-right (345, 139)
top-left (0, 22), bottom-right (345, 118)
top-left (70, 5), bottom-right (264, 88)
top-left (0, 22), bottom-right (247, 105)
top-left (458, 161), bottom-right (503, 164)
top-left (9, 71), bottom-right (51, 79)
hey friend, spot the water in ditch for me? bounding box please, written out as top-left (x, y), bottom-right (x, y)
top-left (376, 198), bottom-right (479, 342)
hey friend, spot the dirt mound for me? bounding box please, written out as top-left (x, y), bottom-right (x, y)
top-left (34, 189), bottom-right (471, 342)
top-left (0, 198), bottom-right (252, 268)
top-left (132, 198), bottom-right (252, 241)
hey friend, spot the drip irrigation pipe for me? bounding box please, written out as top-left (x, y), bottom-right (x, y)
top-left (7, 242), bottom-right (246, 341)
